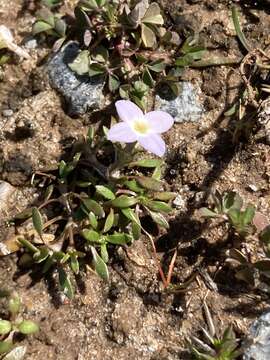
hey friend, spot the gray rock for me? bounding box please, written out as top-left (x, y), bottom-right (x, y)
top-left (24, 38), bottom-right (38, 49)
top-left (2, 109), bottom-right (13, 117)
top-left (47, 42), bottom-right (105, 116)
top-left (243, 310), bottom-right (270, 360)
top-left (155, 82), bottom-right (204, 123)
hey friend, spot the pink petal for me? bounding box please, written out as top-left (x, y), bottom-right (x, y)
top-left (144, 111), bottom-right (174, 133)
top-left (107, 122), bottom-right (137, 143)
top-left (138, 134), bottom-right (166, 157)
top-left (115, 100), bottom-right (144, 123)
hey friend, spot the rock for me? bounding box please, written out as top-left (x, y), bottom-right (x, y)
top-left (0, 181), bottom-right (15, 214)
top-left (2, 109), bottom-right (13, 117)
top-left (243, 310), bottom-right (270, 360)
top-left (47, 42), bottom-right (105, 116)
top-left (24, 38), bottom-right (38, 49)
top-left (155, 82), bottom-right (204, 123)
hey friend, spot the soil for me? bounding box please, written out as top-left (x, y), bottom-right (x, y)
top-left (0, 0), bottom-right (270, 359)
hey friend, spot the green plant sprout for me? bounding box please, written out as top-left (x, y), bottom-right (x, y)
top-left (0, 290), bottom-right (39, 357)
top-left (32, 0), bottom-right (208, 108)
top-left (226, 221), bottom-right (270, 288)
top-left (189, 302), bottom-right (241, 360)
top-left (2, 101), bottom-right (176, 298)
top-left (199, 190), bottom-right (255, 237)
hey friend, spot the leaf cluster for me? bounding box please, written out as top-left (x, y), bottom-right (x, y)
top-left (0, 291), bottom-right (39, 356)
top-left (11, 126), bottom-right (175, 298)
top-left (33, 0), bottom-right (206, 108)
top-left (200, 191), bottom-right (255, 237)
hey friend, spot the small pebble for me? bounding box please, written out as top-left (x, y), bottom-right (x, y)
top-left (24, 38), bottom-right (38, 49)
top-left (2, 109), bottom-right (13, 117)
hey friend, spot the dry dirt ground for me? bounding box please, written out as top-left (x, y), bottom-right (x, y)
top-left (0, 0), bottom-right (270, 359)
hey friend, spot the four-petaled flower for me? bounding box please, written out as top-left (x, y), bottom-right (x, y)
top-left (107, 100), bottom-right (174, 157)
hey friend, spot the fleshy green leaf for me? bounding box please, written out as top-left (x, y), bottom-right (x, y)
top-left (107, 233), bottom-right (129, 245)
top-left (0, 320), bottom-right (11, 335)
top-left (0, 341), bottom-right (13, 355)
top-left (111, 195), bottom-right (138, 208)
top-left (100, 243), bottom-right (109, 263)
top-left (82, 229), bottom-right (101, 243)
top-left (32, 207), bottom-right (43, 238)
top-left (69, 50), bottom-right (90, 75)
top-left (58, 268), bottom-right (74, 299)
top-left (88, 212), bottom-right (98, 229)
top-left (32, 21), bottom-right (53, 35)
top-left (136, 176), bottom-right (163, 191)
top-left (95, 185), bottom-right (115, 200)
top-left (199, 207), bottom-right (218, 218)
top-left (91, 246), bottom-right (109, 281)
top-left (70, 253), bottom-right (80, 274)
top-left (18, 320), bottom-right (39, 335)
top-left (141, 23), bottom-right (156, 48)
top-left (145, 207), bottom-right (169, 228)
top-left (103, 208), bottom-right (114, 233)
top-left (82, 198), bottom-right (105, 218)
top-left (145, 200), bottom-right (172, 213)
top-left (108, 74), bottom-right (120, 92)
top-left (142, 3), bottom-right (164, 25)
top-left (129, 159), bottom-right (161, 168)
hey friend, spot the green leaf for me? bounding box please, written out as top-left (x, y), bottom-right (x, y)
top-left (8, 295), bottom-right (21, 316)
top-left (54, 18), bottom-right (66, 37)
top-left (107, 233), bottom-right (129, 245)
top-left (232, 6), bottom-right (251, 52)
top-left (124, 180), bottom-right (144, 193)
top-left (36, 8), bottom-right (55, 25)
top-left (132, 221), bottom-right (141, 240)
top-left (141, 23), bottom-right (156, 48)
top-left (145, 207), bottom-right (169, 229)
top-left (142, 3), bottom-right (164, 25)
top-left (129, 159), bottom-right (161, 168)
top-left (32, 207), bottom-right (43, 238)
top-left (0, 320), bottom-right (11, 335)
top-left (88, 212), bottom-right (98, 229)
top-left (18, 320), bottom-right (39, 335)
top-left (96, 185), bottom-right (115, 200)
top-left (103, 208), bottom-right (114, 233)
top-left (110, 195), bottom-right (138, 208)
top-left (58, 268), bottom-right (74, 299)
top-left (121, 208), bottom-right (141, 227)
top-left (108, 74), bottom-right (120, 93)
top-left (242, 205), bottom-right (255, 226)
top-left (0, 341), bottom-right (13, 355)
top-left (152, 164), bottom-right (162, 180)
top-left (69, 50), bottom-right (90, 75)
top-left (33, 247), bottom-right (50, 263)
top-left (82, 198), bottom-right (105, 218)
top-left (148, 59), bottom-right (166, 72)
top-left (199, 207), bottom-right (218, 218)
top-left (88, 63), bottom-right (106, 76)
top-left (100, 243), bottom-right (109, 263)
top-left (82, 229), bottom-right (101, 243)
top-left (136, 176), bottom-right (163, 191)
top-left (70, 253), bottom-right (80, 274)
top-left (91, 246), bottom-right (109, 281)
top-left (145, 200), bottom-right (172, 213)
top-left (142, 68), bottom-right (155, 87)
top-left (32, 21), bottom-right (53, 35)
top-left (152, 192), bottom-right (176, 201)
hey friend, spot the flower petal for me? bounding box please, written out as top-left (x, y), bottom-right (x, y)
top-left (107, 122), bottom-right (137, 143)
top-left (115, 100), bottom-right (144, 123)
top-left (144, 111), bottom-right (174, 133)
top-left (138, 134), bottom-right (166, 157)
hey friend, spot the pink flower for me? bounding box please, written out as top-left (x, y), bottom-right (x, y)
top-left (107, 100), bottom-right (174, 157)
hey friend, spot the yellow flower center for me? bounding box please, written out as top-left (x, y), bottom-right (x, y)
top-left (132, 119), bottom-right (150, 135)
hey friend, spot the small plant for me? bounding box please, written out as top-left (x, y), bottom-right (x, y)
top-left (189, 302), bottom-right (241, 360)
top-left (0, 25), bottom-right (29, 63)
top-left (2, 100), bottom-right (175, 298)
top-left (226, 220), bottom-right (270, 288)
top-left (0, 290), bottom-right (39, 357)
top-left (199, 190), bottom-right (255, 237)
top-left (32, 0), bottom-right (207, 108)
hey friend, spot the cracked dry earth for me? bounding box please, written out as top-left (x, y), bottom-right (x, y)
top-left (1, 0), bottom-right (270, 359)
